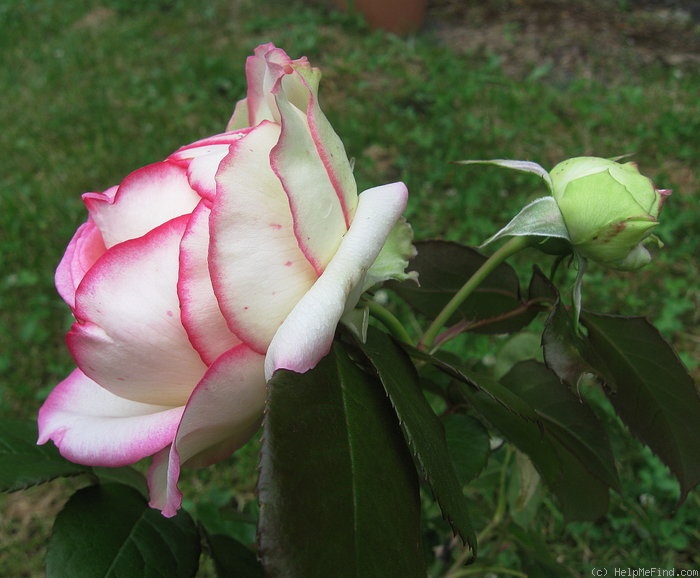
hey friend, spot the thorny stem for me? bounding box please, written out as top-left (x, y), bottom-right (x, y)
top-left (432, 297), bottom-right (553, 349)
top-left (419, 236), bottom-right (532, 352)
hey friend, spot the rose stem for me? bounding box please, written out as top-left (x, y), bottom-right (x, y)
top-left (365, 299), bottom-right (414, 345)
top-left (419, 235), bottom-right (531, 352)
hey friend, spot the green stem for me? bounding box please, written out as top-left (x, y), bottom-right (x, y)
top-left (476, 446), bottom-right (513, 545)
top-left (364, 299), bottom-right (413, 345)
top-left (419, 236), bottom-right (531, 352)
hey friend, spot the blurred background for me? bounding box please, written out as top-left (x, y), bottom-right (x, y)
top-left (1, 0), bottom-right (698, 575)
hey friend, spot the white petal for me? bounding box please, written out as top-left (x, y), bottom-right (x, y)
top-left (264, 182), bottom-right (408, 379)
top-left (178, 200), bottom-right (242, 364)
top-left (84, 161), bottom-right (201, 248)
top-left (271, 70), bottom-right (357, 274)
top-left (169, 132), bottom-right (251, 201)
top-left (148, 344), bottom-right (266, 517)
top-left (38, 369), bottom-right (183, 467)
top-left (68, 216), bottom-right (208, 406)
top-left (210, 122), bottom-right (317, 353)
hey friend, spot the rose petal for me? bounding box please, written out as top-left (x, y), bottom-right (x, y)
top-left (227, 42), bottom-right (296, 129)
top-left (178, 200), bottom-right (242, 364)
top-left (147, 344), bottom-right (266, 517)
top-left (210, 121), bottom-right (317, 353)
top-left (173, 144), bottom-right (231, 201)
top-left (172, 131), bottom-right (253, 151)
top-left (83, 161), bottom-right (201, 248)
top-left (271, 62), bottom-right (357, 274)
top-left (264, 181), bottom-right (408, 379)
top-left (68, 215), bottom-right (207, 406)
top-left (169, 131), bottom-right (252, 201)
top-left (37, 368), bottom-right (183, 467)
top-left (55, 219), bottom-right (107, 309)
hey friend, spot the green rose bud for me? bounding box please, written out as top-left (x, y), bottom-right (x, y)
top-left (459, 155), bottom-right (671, 325)
top-left (549, 157), bottom-right (670, 270)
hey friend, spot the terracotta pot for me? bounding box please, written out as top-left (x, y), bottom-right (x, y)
top-left (334, 0), bottom-right (427, 35)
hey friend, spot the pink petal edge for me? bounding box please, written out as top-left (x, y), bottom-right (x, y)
top-left (68, 215), bottom-right (208, 406)
top-left (38, 368), bottom-right (184, 467)
top-left (178, 200), bottom-right (242, 364)
top-left (83, 161), bottom-right (200, 249)
top-left (55, 219), bottom-right (106, 309)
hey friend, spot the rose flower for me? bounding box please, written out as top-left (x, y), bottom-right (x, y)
top-left (38, 44), bottom-right (414, 516)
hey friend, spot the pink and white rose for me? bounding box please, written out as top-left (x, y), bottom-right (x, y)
top-left (38, 43), bottom-right (414, 516)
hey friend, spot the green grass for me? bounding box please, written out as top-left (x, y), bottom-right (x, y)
top-left (1, 0), bottom-right (698, 575)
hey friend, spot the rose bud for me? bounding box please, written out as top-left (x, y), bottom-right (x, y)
top-left (549, 156), bottom-right (670, 270)
top-left (37, 43), bottom-right (415, 517)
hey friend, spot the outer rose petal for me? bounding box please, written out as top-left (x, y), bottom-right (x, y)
top-left (178, 200), bottom-right (242, 364)
top-left (210, 121), bottom-right (317, 353)
top-left (38, 369), bottom-right (183, 467)
top-left (83, 161), bottom-right (201, 248)
top-left (68, 215), bottom-right (208, 406)
top-left (148, 344), bottom-right (266, 517)
top-left (264, 182), bottom-right (409, 379)
top-left (271, 52), bottom-right (357, 274)
top-left (55, 219), bottom-right (107, 309)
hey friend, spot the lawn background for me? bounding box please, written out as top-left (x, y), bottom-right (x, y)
top-left (1, 0), bottom-right (698, 575)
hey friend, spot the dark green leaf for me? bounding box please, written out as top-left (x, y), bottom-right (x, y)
top-left (46, 483), bottom-right (200, 578)
top-left (543, 300), bottom-right (607, 389)
top-left (356, 328), bottom-right (477, 554)
top-left (258, 343), bottom-right (424, 578)
top-left (0, 418), bottom-right (89, 492)
top-left (405, 341), bottom-right (539, 422)
top-left (388, 240), bottom-right (539, 333)
top-left (501, 361), bottom-right (620, 492)
top-left (206, 533), bottom-right (263, 578)
top-left (527, 264), bottom-right (559, 303)
top-left (434, 355), bottom-right (540, 423)
top-left (452, 361), bottom-right (614, 521)
top-left (443, 413), bottom-right (490, 486)
top-left (581, 312), bottom-right (700, 502)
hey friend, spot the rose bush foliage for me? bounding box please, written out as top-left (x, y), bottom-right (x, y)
top-left (37, 43), bottom-right (414, 516)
